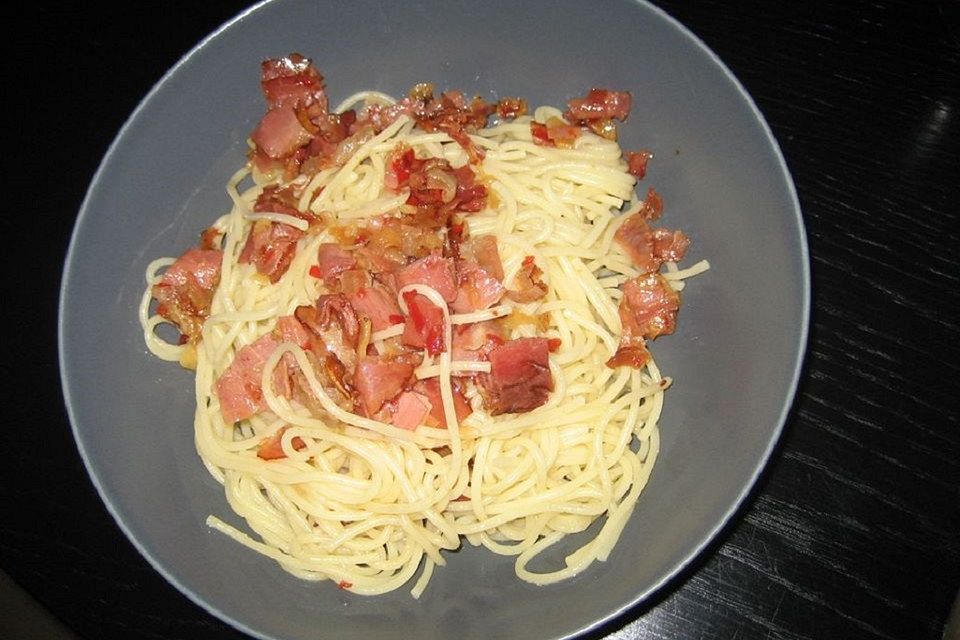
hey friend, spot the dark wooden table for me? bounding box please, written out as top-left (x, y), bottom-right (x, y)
top-left (6, 1), bottom-right (958, 639)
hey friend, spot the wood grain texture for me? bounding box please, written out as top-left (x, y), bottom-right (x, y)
top-left (4, 1), bottom-right (958, 639)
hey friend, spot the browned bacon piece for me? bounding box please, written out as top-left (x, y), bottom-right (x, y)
top-left (505, 256), bottom-right (548, 303)
top-left (451, 260), bottom-right (505, 313)
top-left (260, 53), bottom-right (326, 109)
top-left (348, 284), bottom-right (403, 332)
top-left (606, 273), bottom-right (680, 369)
top-left (386, 146), bottom-right (489, 228)
top-left (315, 243), bottom-right (357, 285)
top-left (625, 150), bottom-right (653, 179)
top-left (479, 337), bottom-right (553, 415)
top-left (410, 89), bottom-right (495, 163)
top-left (152, 247), bottom-right (222, 343)
top-left (254, 184), bottom-right (317, 224)
top-left (238, 220), bottom-right (303, 283)
top-left (613, 199), bottom-right (689, 274)
top-left (495, 97), bottom-right (528, 120)
top-left (463, 235), bottom-right (504, 282)
top-left (566, 88), bottom-right (632, 122)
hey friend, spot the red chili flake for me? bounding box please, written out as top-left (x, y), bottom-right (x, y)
top-left (389, 147), bottom-right (416, 189)
top-left (530, 121), bottom-right (550, 145)
top-left (337, 580), bottom-right (353, 589)
top-left (308, 265), bottom-right (323, 279)
top-left (547, 338), bottom-right (562, 352)
top-left (404, 291), bottom-right (445, 356)
top-left (178, 334), bottom-right (190, 345)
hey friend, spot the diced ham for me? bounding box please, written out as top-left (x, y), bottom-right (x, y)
top-left (505, 256), bottom-right (548, 303)
top-left (351, 216), bottom-right (443, 266)
top-left (272, 314), bottom-right (312, 376)
top-left (355, 246), bottom-right (405, 274)
top-left (402, 291), bottom-right (446, 355)
top-left (650, 228), bottom-right (691, 264)
top-left (395, 254), bottom-right (458, 302)
top-left (558, 88), bottom-right (633, 141)
top-left (613, 198), bottom-right (689, 273)
top-left (238, 220), bottom-right (303, 283)
top-left (450, 319), bottom-right (505, 364)
top-left (251, 107), bottom-right (313, 159)
top-left (451, 261), bottom-right (505, 313)
top-left (468, 235), bottom-right (504, 282)
top-left (387, 147), bottom-right (488, 228)
top-left (275, 315), bottom-right (311, 349)
top-left (338, 268), bottom-right (369, 295)
top-left (613, 215), bottom-right (656, 272)
top-left (390, 391), bottom-right (432, 430)
top-left (415, 378), bottom-right (472, 428)
top-left (478, 338), bottom-right (553, 415)
top-left (215, 335), bottom-right (291, 424)
top-left (354, 356), bottom-right (415, 415)
top-left (412, 90), bottom-right (494, 162)
top-left (348, 285), bottom-right (403, 331)
top-left (152, 247), bottom-right (222, 343)
top-left (567, 88), bottom-right (632, 122)
top-left (316, 243), bottom-right (356, 284)
top-left (606, 273), bottom-right (680, 369)
top-left (257, 425), bottom-right (306, 460)
top-left (259, 53), bottom-right (326, 109)
top-left (451, 165), bottom-right (487, 212)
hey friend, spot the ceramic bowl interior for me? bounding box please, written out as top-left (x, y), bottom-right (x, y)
top-left (59, 1), bottom-right (809, 639)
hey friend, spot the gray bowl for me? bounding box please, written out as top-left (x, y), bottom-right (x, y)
top-left (59, 1), bottom-right (809, 639)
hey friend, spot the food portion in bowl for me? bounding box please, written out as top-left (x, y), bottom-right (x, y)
top-left (139, 52), bottom-right (708, 597)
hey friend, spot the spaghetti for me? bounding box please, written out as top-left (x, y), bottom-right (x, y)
top-left (140, 55), bottom-right (707, 597)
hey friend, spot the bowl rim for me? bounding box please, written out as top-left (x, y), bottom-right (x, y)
top-left (58, 1), bottom-right (811, 638)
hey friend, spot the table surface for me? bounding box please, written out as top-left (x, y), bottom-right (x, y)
top-left (6, 1), bottom-right (959, 639)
